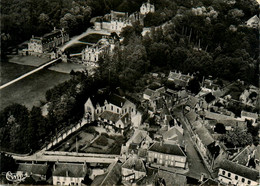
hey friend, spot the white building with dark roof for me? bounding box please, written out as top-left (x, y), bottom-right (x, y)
top-left (217, 160), bottom-right (259, 185)
top-left (147, 141), bottom-right (187, 169)
top-left (28, 28), bottom-right (69, 55)
top-left (140, 0), bottom-right (155, 15)
top-left (121, 156), bottom-right (146, 182)
top-left (84, 93), bottom-right (141, 130)
top-left (52, 163), bottom-right (87, 186)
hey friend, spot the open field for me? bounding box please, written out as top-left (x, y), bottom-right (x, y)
top-left (0, 64), bottom-right (70, 111)
top-left (8, 55), bottom-right (49, 67)
top-left (48, 62), bottom-right (88, 74)
top-left (79, 34), bottom-right (104, 43)
top-left (0, 62), bottom-right (36, 85)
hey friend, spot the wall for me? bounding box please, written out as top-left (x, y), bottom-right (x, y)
top-left (53, 176), bottom-right (84, 186)
top-left (218, 168), bottom-right (258, 186)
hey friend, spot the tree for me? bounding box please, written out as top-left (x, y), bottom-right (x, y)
top-left (222, 126), bottom-right (253, 147)
top-left (214, 123), bottom-right (226, 134)
top-left (187, 77), bottom-right (201, 94)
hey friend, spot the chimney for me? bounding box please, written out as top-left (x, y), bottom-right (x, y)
top-left (66, 170), bottom-right (69, 177)
top-left (53, 164), bottom-right (56, 171)
top-left (54, 27), bottom-right (56, 31)
top-left (32, 35), bottom-right (34, 38)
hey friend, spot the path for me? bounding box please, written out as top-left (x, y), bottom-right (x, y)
top-left (60, 28), bottom-right (110, 52)
top-left (0, 58), bottom-right (60, 90)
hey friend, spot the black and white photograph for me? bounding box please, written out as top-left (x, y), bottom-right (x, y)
top-left (0, 0), bottom-right (259, 185)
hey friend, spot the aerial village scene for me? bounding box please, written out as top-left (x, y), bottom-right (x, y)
top-left (0, 0), bottom-right (259, 185)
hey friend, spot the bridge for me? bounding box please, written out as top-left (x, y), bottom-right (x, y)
top-left (0, 58), bottom-right (61, 90)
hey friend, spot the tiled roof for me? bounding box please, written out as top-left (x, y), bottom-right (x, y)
top-left (89, 92), bottom-right (108, 108)
top-left (195, 126), bottom-right (214, 146)
top-left (122, 157), bottom-right (146, 172)
top-left (219, 160), bottom-right (259, 182)
top-left (144, 88), bottom-right (154, 97)
top-left (91, 161), bottom-right (121, 186)
top-left (53, 163), bottom-right (87, 177)
top-left (241, 110), bottom-right (258, 119)
top-left (186, 110), bottom-right (197, 123)
top-left (232, 145), bottom-right (256, 166)
top-left (162, 126), bottom-right (183, 141)
top-left (148, 142), bottom-right (186, 156)
top-left (186, 96), bottom-right (199, 108)
top-left (108, 94), bottom-right (126, 108)
top-left (17, 163), bottom-right (48, 175)
top-left (99, 111), bottom-right (120, 122)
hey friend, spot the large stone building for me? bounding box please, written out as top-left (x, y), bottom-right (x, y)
top-left (84, 92), bottom-right (141, 131)
top-left (94, 10), bottom-right (132, 33)
top-left (27, 28), bottom-right (69, 55)
top-left (82, 37), bottom-right (115, 66)
top-left (217, 160), bottom-right (259, 185)
top-left (147, 141), bottom-right (187, 169)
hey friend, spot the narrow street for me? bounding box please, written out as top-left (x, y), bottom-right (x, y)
top-left (173, 107), bottom-right (211, 180)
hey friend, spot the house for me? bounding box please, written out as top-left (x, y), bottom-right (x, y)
top-left (217, 160), bottom-right (259, 185)
top-left (84, 93), bottom-right (139, 129)
top-left (52, 163), bottom-right (87, 186)
top-left (27, 28), bottom-right (69, 55)
top-left (193, 126), bottom-right (222, 168)
top-left (246, 15), bottom-right (259, 28)
top-left (91, 161), bottom-right (121, 186)
top-left (147, 141), bottom-right (187, 169)
top-left (231, 145), bottom-right (256, 167)
top-left (121, 156), bottom-right (146, 183)
top-left (241, 110), bottom-right (258, 125)
top-left (140, 0), bottom-right (155, 15)
top-left (162, 125), bottom-right (184, 146)
top-left (17, 163), bottom-right (49, 182)
top-left (168, 71), bottom-right (193, 88)
top-left (124, 129), bottom-right (153, 157)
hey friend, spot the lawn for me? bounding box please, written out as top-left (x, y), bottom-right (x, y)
top-left (79, 34), bottom-right (104, 43)
top-left (64, 43), bottom-right (89, 54)
top-left (8, 55), bottom-right (49, 67)
top-left (0, 62), bottom-right (36, 85)
top-left (0, 67), bottom-right (70, 111)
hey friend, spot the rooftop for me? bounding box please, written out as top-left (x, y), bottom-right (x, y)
top-left (91, 161), bottom-right (121, 186)
top-left (108, 93), bottom-right (127, 108)
top-left (219, 160), bottom-right (259, 181)
top-left (17, 163), bottom-right (48, 175)
top-left (99, 111), bottom-right (120, 122)
top-left (195, 126), bottom-right (214, 146)
top-left (122, 156), bottom-right (146, 172)
top-left (53, 163), bottom-right (87, 177)
top-left (149, 142), bottom-right (186, 156)
top-left (241, 110), bottom-right (258, 119)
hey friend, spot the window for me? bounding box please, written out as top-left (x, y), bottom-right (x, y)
top-left (111, 106), bottom-right (113, 110)
top-left (57, 181), bottom-right (61, 185)
top-left (222, 171), bottom-right (225, 175)
top-left (235, 176), bottom-right (238, 180)
top-left (117, 108), bottom-right (119, 113)
top-left (228, 173), bottom-right (231, 177)
top-left (154, 158), bottom-right (157, 163)
top-left (105, 106), bottom-right (106, 110)
top-left (248, 181), bottom-right (251, 184)
top-left (242, 178), bottom-right (245, 183)
top-left (132, 108), bottom-right (134, 112)
top-left (97, 109), bottom-right (99, 114)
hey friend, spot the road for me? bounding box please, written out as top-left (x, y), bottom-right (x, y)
top-left (173, 107), bottom-right (211, 180)
top-left (60, 28), bottom-right (110, 52)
